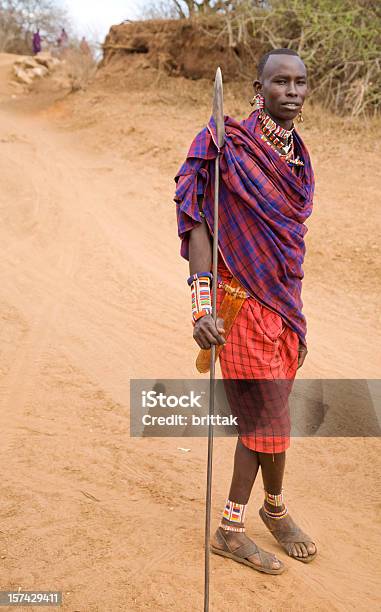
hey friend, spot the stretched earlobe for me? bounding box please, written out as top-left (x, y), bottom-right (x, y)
top-left (253, 79), bottom-right (262, 94)
top-left (250, 93), bottom-right (264, 110)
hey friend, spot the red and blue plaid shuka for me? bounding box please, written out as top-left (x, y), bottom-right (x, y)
top-left (174, 110), bottom-right (315, 453)
top-left (174, 109), bottom-right (314, 347)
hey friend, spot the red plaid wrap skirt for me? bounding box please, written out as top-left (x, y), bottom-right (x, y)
top-left (217, 260), bottom-right (299, 454)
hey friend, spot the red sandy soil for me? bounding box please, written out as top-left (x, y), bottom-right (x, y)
top-left (0, 53), bottom-right (380, 610)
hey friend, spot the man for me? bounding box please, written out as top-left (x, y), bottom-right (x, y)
top-left (174, 49), bottom-right (317, 574)
top-left (32, 29), bottom-right (41, 55)
top-left (80, 36), bottom-right (91, 56)
top-left (57, 27), bottom-right (69, 52)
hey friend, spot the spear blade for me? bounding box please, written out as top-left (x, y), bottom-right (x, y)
top-left (212, 66), bottom-right (225, 149)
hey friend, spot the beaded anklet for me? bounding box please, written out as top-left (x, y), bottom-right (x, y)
top-left (220, 500), bottom-right (247, 532)
top-left (219, 522), bottom-right (245, 533)
top-left (222, 499), bottom-right (247, 523)
top-left (187, 272), bottom-right (213, 324)
top-left (264, 489), bottom-right (284, 507)
top-left (262, 505), bottom-right (288, 520)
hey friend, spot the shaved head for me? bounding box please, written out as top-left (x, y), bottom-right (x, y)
top-left (257, 48), bottom-right (300, 78)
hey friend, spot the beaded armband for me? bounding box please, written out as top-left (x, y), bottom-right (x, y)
top-left (187, 272), bottom-right (213, 324)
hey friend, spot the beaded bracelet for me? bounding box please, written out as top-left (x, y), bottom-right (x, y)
top-left (187, 272), bottom-right (213, 324)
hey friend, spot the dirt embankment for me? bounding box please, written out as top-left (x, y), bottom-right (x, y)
top-left (101, 18), bottom-right (262, 81)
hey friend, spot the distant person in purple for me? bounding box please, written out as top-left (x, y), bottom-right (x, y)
top-left (32, 30), bottom-right (41, 55)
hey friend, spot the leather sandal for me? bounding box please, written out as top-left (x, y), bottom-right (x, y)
top-left (210, 527), bottom-right (285, 574)
top-left (259, 506), bottom-right (317, 563)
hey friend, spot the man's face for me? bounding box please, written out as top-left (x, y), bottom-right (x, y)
top-left (255, 55), bottom-right (308, 125)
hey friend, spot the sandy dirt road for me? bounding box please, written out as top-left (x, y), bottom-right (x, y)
top-left (0, 55), bottom-right (380, 611)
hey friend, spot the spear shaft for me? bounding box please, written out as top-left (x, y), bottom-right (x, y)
top-left (204, 66), bottom-right (224, 612)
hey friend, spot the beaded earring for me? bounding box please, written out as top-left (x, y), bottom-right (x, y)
top-left (297, 107), bottom-right (304, 123)
top-left (250, 92), bottom-right (264, 111)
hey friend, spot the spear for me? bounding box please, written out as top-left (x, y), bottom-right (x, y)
top-left (204, 66), bottom-right (224, 612)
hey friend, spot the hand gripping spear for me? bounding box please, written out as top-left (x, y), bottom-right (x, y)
top-left (204, 66), bottom-right (224, 612)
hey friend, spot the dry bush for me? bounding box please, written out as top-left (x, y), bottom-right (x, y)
top-left (134, 0), bottom-right (380, 116)
top-left (208, 0), bottom-right (381, 116)
top-left (64, 47), bottom-right (98, 92)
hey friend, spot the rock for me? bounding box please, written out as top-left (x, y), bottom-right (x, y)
top-left (31, 65), bottom-right (49, 78)
top-left (34, 52), bottom-right (52, 68)
top-left (13, 66), bottom-right (33, 85)
top-left (11, 52), bottom-right (59, 88)
top-left (19, 56), bottom-right (39, 70)
top-left (35, 52), bottom-right (60, 70)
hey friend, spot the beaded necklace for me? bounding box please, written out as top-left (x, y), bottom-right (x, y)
top-left (259, 110), bottom-right (304, 167)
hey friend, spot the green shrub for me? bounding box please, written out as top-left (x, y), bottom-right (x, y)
top-left (221, 0), bottom-right (380, 116)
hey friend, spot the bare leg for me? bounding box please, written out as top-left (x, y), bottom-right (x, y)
top-left (258, 451), bottom-right (285, 497)
top-left (258, 451), bottom-right (316, 559)
top-left (226, 438), bottom-right (260, 503)
top-left (211, 438), bottom-right (282, 571)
